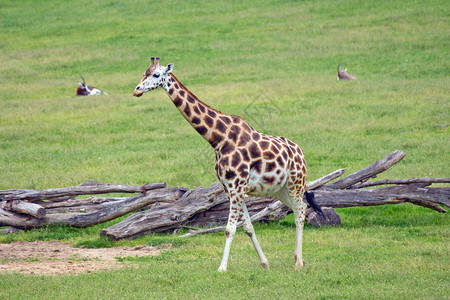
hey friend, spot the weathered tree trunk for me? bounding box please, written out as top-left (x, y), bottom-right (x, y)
top-left (349, 177), bottom-right (450, 189)
top-left (0, 200), bottom-right (46, 219)
top-left (44, 187), bottom-right (187, 214)
top-left (100, 183), bottom-right (225, 240)
top-left (0, 187), bottom-right (185, 229)
top-left (0, 182), bottom-right (166, 202)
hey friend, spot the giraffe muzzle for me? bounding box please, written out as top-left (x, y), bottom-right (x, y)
top-left (133, 89), bottom-right (143, 97)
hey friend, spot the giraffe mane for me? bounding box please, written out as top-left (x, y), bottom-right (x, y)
top-left (169, 73), bottom-right (225, 116)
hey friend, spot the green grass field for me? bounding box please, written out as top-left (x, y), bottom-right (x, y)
top-left (0, 0), bottom-right (449, 299)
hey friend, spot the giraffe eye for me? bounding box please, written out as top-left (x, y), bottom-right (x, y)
top-left (153, 73), bottom-right (160, 78)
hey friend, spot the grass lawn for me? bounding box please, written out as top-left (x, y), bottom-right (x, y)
top-left (0, 0), bottom-right (449, 299)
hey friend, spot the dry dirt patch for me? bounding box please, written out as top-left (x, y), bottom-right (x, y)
top-left (0, 241), bottom-right (171, 275)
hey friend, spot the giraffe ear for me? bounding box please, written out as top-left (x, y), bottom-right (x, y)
top-left (164, 63), bottom-right (174, 74)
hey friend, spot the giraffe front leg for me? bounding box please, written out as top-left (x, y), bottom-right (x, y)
top-left (218, 195), bottom-right (241, 272)
top-left (217, 223), bottom-right (236, 272)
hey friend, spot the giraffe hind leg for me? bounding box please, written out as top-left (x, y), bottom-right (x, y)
top-left (241, 201), bottom-right (269, 269)
top-left (291, 187), bottom-right (307, 270)
top-left (275, 184), bottom-right (307, 270)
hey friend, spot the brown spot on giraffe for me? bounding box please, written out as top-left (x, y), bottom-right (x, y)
top-left (276, 156), bottom-right (285, 167)
top-left (195, 126), bottom-right (208, 135)
top-left (238, 132), bottom-right (251, 147)
top-left (262, 176), bottom-right (275, 185)
top-left (240, 148), bottom-right (251, 162)
top-left (252, 132), bottom-right (261, 141)
top-left (232, 116), bottom-right (241, 123)
top-left (208, 110), bottom-right (217, 118)
top-left (260, 141), bottom-right (269, 150)
top-left (204, 115), bottom-right (215, 127)
top-left (263, 151), bottom-right (275, 160)
top-left (183, 104), bottom-right (191, 117)
top-left (220, 116), bottom-right (231, 124)
top-left (250, 159), bottom-right (262, 173)
top-left (216, 119), bottom-right (227, 133)
top-left (221, 141), bottom-right (233, 155)
top-left (231, 152), bottom-right (241, 167)
top-left (192, 116), bottom-right (201, 125)
top-left (209, 132), bottom-right (224, 148)
top-left (225, 170), bottom-right (236, 180)
top-left (242, 123), bottom-right (253, 133)
top-left (237, 163), bottom-right (249, 178)
top-left (219, 156), bottom-right (229, 167)
top-left (187, 95), bottom-right (195, 103)
top-left (265, 161), bottom-right (276, 172)
top-left (249, 143), bottom-right (261, 158)
top-left (173, 96), bottom-right (182, 107)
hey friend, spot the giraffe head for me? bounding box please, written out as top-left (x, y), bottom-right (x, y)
top-left (133, 57), bottom-right (174, 97)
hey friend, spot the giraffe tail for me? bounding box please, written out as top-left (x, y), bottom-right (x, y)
top-left (305, 191), bottom-right (325, 217)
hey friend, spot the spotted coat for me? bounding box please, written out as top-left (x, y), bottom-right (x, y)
top-left (133, 57), bottom-right (311, 272)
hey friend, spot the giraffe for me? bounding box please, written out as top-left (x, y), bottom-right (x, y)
top-left (133, 57), bottom-right (323, 272)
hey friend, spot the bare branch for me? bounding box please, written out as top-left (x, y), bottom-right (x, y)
top-left (308, 169), bottom-right (347, 190)
top-left (0, 182), bottom-right (166, 202)
top-left (350, 177), bottom-right (450, 189)
top-left (326, 150), bottom-right (406, 189)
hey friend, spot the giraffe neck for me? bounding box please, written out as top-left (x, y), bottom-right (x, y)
top-left (163, 73), bottom-right (237, 150)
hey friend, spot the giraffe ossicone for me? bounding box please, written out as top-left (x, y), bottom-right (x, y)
top-left (133, 57), bottom-right (324, 272)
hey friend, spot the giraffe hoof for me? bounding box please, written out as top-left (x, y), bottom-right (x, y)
top-left (261, 262), bottom-right (270, 270)
top-left (294, 259), bottom-right (305, 271)
top-left (217, 265), bottom-right (227, 272)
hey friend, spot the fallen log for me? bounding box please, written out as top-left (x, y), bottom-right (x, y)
top-left (0, 187), bottom-right (185, 229)
top-left (100, 183), bottom-right (225, 240)
top-left (314, 186), bottom-right (449, 212)
top-left (349, 177), bottom-right (450, 189)
top-left (44, 187), bottom-right (187, 214)
top-left (0, 200), bottom-right (46, 219)
top-left (0, 182), bottom-right (167, 202)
